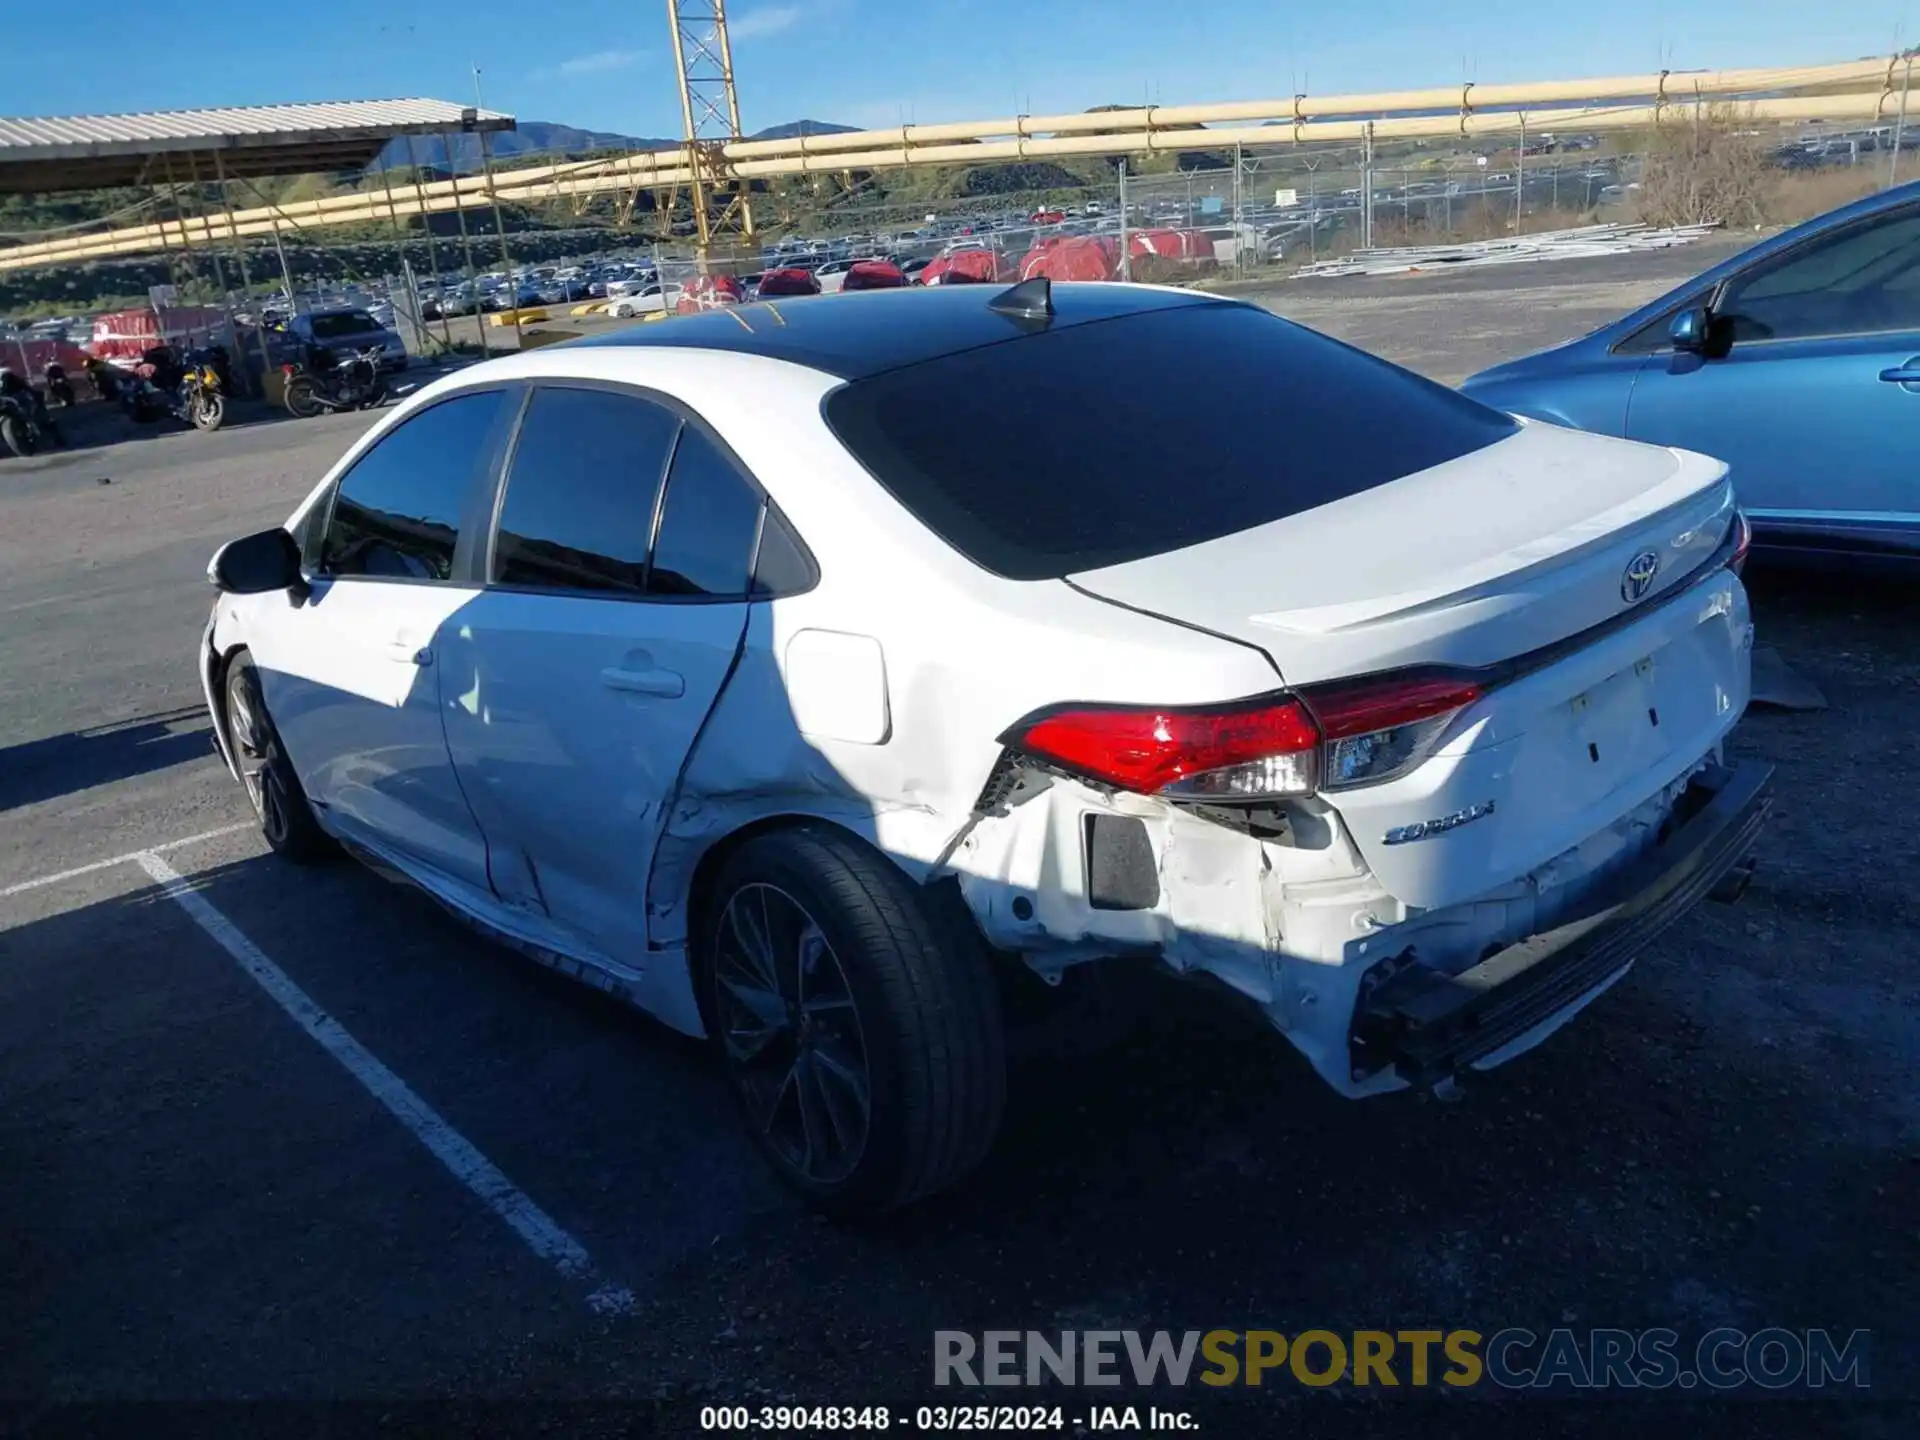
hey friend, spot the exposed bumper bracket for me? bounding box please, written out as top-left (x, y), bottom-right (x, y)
top-left (1349, 760), bottom-right (1773, 1088)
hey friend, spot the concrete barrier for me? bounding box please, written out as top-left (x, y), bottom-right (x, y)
top-left (514, 328), bottom-right (578, 351)
top-left (488, 308), bottom-right (549, 326)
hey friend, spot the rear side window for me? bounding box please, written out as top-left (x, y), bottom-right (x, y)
top-left (492, 387), bottom-right (679, 593)
top-left (648, 425), bottom-right (764, 597)
top-left (320, 390), bottom-right (509, 581)
top-left (824, 303), bottom-right (1517, 579)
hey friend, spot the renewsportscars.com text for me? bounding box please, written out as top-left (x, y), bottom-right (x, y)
top-left (934, 1328), bottom-right (1870, 1391)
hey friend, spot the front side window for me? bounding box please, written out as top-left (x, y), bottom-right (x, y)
top-left (491, 387), bottom-right (680, 593)
top-left (319, 390), bottom-right (509, 581)
top-left (1613, 288), bottom-right (1713, 356)
top-left (1717, 205), bottom-right (1920, 343)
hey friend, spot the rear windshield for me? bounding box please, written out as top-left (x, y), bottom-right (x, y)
top-left (823, 302), bottom-right (1518, 579)
top-left (310, 311), bottom-right (380, 338)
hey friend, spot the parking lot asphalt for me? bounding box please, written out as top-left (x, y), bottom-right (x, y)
top-left (2, 247), bottom-right (1915, 1434)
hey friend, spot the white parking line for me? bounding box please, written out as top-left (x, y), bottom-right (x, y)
top-left (134, 849), bottom-right (635, 1317)
top-left (0, 823), bottom-right (252, 899)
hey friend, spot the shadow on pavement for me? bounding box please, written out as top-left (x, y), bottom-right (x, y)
top-left (0, 706), bottom-right (214, 813)
top-left (0, 834), bottom-right (1910, 1418)
top-left (0, 365), bottom-right (459, 469)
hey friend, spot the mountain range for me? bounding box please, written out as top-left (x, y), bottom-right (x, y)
top-left (376, 119), bottom-right (859, 173)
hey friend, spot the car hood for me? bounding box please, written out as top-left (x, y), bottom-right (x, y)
top-left (1460, 332), bottom-right (1606, 391)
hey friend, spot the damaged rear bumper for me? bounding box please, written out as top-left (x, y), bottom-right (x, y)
top-left (1347, 759), bottom-right (1773, 1088)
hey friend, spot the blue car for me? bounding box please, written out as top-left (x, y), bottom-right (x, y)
top-left (1461, 181), bottom-right (1920, 567)
top-left (285, 307), bottom-right (410, 375)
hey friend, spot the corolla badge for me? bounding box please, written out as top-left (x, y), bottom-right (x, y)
top-left (1620, 549), bottom-right (1661, 604)
top-left (1383, 799), bottom-right (1496, 845)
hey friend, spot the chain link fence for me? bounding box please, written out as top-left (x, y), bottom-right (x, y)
top-left (693, 115), bottom-right (1918, 294)
top-left (38, 115), bottom-right (1893, 359)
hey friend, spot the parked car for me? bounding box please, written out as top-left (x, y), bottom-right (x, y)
top-left (286, 308), bottom-right (408, 374)
top-left (676, 274), bottom-right (745, 312)
top-left (606, 283), bottom-right (680, 318)
top-left (1461, 180), bottom-right (1920, 567)
top-left (201, 280), bottom-right (1765, 1215)
top-left (754, 267), bottom-right (820, 298)
top-left (814, 258), bottom-right (866, 294)
top-left (537, 276), bottom-right (593, 305)
top-left (840, 259), bottom-right (906, 291)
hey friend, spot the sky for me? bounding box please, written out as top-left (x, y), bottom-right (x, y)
top-left (9, 0), bottom-right (1918, 138)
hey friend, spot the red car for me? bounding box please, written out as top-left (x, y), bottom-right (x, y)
top-left (675, 274), bottom-right (746, 313)
top-left (755, 267), bottom-right (821, 297)
top-left (920, 250), bottom-right (1007, 286)
top-left (840, 260), bottom-right (906, 291)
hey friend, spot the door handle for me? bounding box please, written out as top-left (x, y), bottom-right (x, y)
top-left (1878, 365), bottom-right (1920, 385)
top-left (386, 640), bottom-right (432, 666)
top-left (601, 665), bottom-right (684, 697)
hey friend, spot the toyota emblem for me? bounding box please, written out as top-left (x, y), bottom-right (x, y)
top-left (1620, 549), bottom-right (1661, 604)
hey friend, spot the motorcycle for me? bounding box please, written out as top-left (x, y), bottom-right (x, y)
top-left (84, 356), bottom-right (123, 404)
top-left (43, 361), bottom-right (76, 409)
top-left (122, 346), bottom-right (179, 424)
top-left (0, 382), bottom-right (59, 457)
top-left (175, 345), bottom-right (228, 432)
top-left (123, 344), bottom-right (228, 430)
top-left (281, 345), bottom-right (388, 418)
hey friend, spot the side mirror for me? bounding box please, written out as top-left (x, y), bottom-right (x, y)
top-left (209, 527), bottom-right (306, 596)
top-left (1669, 307), bottom-right (1710, 353)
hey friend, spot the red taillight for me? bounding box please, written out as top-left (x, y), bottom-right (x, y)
top-left (281, 364), bottom-right (296, 375)
top-left (1303, 673), bottom-right (1484, 790)
top-left (1009, 696), bottom-right (1321, 799)
top-left (1729, 509), bottom-right (1753, 576)
top-left (1005, 672), bottom-right (1485, 801)
top-left (1303, 674), bottom-right (1485, 739)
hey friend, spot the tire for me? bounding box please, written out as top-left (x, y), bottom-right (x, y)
top-left (283, 377), bottom-right (324, 419)
top-left (192, 391), bottom-right (226, 432)
top-left (698, 824), bottom-right (1006, 1216)
top-left (359, 380), bottom-right (388, 410)
top-left (0, 414), bottom-right (34, 457)
top-left (223, 652), bottom-right (332, 863)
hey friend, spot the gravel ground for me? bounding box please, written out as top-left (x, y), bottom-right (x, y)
top-left (0, 244), bottom-right (1913, 1436)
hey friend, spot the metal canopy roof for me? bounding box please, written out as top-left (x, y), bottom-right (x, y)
top-left (0, 99), bottom-right (516, 194)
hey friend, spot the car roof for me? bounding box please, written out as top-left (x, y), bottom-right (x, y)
top-left (565, 282), bottom-right (1228, 380)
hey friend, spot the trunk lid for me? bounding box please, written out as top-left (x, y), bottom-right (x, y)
top-left (1068, 422), bottom-right (1735, 685)
top-left (1069, 422), bottom-right (1751, 911)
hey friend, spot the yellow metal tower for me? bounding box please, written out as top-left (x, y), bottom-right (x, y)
top-left (666, 0), bottom-right (755, 260)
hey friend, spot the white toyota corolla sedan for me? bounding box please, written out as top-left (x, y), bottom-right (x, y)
top-left (200, 279), bottom-right (1770, 1214)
